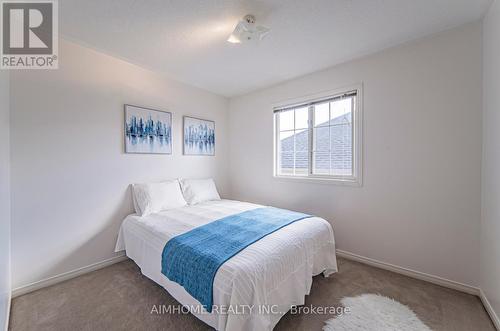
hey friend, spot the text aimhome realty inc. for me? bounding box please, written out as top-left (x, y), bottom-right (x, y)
top-left (150, 304), bottom-right (351, 316)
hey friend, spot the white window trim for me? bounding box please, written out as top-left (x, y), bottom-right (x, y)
top-left (272, 84), bottom-right (363, 186)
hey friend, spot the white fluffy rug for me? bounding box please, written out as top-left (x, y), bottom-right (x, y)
top-left (323, 294), bottom-right (432, 331)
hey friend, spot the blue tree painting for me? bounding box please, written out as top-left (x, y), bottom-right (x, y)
top-left (125, 105), bottom-right (172, 154)
top-left (183, 116), bottom-right (215, 155)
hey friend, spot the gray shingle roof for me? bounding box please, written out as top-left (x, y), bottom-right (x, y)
top-left (280, 114), bottom-right (352, 173)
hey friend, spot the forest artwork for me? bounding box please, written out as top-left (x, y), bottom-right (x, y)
top-left (124, 105), bottom-right (172, 154)
top-left (183, 116), bottom-right (215, 155)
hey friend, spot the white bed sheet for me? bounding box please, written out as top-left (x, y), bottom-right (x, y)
top-left (115, 199), bottom-right (337, 331)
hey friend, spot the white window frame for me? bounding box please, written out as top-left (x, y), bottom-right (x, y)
top-left (273, 84), bottom-right (363, 186)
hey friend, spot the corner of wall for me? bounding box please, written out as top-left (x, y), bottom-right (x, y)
top-left (480, 0), bottom-right (500, 328)
top-left (1, 70), bottom-right (12, 331)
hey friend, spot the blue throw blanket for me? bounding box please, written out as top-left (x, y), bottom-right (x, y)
top-left (161, 207), bottom-right (311, 312)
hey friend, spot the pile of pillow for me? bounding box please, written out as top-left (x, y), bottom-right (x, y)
top-left (132, 178), bottom-right (221, 216)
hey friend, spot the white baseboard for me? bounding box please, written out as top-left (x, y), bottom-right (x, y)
top-left (338, 249), bottom-right (500, 329)
top-left (480, 289), bottom-right (500, 330)
top-left (12, 253), bottom-right (128, 298)
top-left (7, 249), bottom-right (499, 330)
top-left (336, 249), bottom-right (480, 295)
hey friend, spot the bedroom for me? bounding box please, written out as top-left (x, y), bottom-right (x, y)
top-left (0, 0), bottom-right (499, 330)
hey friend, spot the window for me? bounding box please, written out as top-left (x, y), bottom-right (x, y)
top-left (274, 87), bottom-right (362, 184)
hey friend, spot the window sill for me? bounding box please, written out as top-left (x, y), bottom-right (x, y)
top-left (273, 175), bottom-right (362, 187)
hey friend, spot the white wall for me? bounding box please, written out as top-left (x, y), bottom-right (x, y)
top-left (481, 0), bottom-right (500, 323)
top-left (228, 23), bottom-right (482, 287)
top-left (0, 71), bottom-right (11, 331)
top-left (10, 39), bottom-right (230, 289)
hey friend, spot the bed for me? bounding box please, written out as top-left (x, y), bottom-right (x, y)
top-left (115, 199), bottom-right (337, 331)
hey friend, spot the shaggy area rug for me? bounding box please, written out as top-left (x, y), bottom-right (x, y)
top-left (323, 294), bottom-right (432, 331)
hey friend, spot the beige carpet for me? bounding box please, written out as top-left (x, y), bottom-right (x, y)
top-left (9, 258), bottom-right (495, 331)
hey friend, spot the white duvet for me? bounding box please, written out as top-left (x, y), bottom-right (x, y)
top-left (115, 199), bottom-right (337, 331)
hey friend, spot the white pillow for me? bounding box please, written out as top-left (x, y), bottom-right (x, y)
top-left (132, 180), bottom-right (187, 216)
top-left (179, 178), bottom-right (221, 205)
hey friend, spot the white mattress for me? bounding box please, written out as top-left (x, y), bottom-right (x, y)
top-left (115, 199), bottom-right (337, 331)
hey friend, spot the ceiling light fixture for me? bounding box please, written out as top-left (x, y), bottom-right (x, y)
top-left (227, 14), bottom-right (270, 44)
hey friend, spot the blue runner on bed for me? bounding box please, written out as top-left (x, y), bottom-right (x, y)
top-left (161, 207), bottom-right (311, 312)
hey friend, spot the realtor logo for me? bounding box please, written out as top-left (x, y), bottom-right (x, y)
top-left (1, 0), bottom-right (58, 69)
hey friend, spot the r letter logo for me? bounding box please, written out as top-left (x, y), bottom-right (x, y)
top-left (1, 0), bottom-right (58, 69)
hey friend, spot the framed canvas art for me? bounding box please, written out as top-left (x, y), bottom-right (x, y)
top-left (183, 116), bottom-right (215, 156)
top-left (124, 105), bottom-right (172, 154)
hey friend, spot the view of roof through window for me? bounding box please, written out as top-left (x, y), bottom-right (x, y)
top-left (277, 97), bottom-right (354, 177)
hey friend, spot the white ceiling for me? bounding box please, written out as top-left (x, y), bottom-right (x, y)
top-left (60, 0), bottom-right (492, 97)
